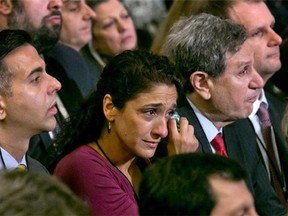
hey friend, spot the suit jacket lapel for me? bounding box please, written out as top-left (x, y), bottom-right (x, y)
top-left (177, 96), bottom-right (213, 153)
top-left (266, 93), bottom-right (288, 189)
top-left (223, 120), bottom-right (250, 166)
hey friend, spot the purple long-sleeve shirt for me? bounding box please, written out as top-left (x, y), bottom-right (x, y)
top-left (54, 145), bottom-right (139, 216)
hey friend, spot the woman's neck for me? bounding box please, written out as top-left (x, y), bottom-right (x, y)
top-left (92, 140), bottom-right (139, 185)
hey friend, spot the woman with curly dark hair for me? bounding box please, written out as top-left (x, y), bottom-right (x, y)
top-left (53, 49), bottom-right (198, 216)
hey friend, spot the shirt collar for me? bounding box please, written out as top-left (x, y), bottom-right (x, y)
top-left (187, 97), bottom-right (221, 142)
top-left (0, 147), bottom-right (27, 170)
top-left (249, 89), bottom-right (268, 120)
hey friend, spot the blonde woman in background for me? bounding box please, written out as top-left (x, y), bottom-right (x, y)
top-left (150, 0), bottom-right (202, 54)
top-left (81, 0), bottom-right (137, 70)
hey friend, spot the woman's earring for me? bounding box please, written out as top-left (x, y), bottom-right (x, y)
top-left (107, 122), bottom-right (111, 134)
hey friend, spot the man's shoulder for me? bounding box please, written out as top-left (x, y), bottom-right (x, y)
top-left (265, 89), bottom-right (287, 108)
top-left (27, 155), bottom-right (49, 174)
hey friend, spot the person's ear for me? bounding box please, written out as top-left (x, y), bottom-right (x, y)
top-left (103, 94), bottom-right (117, 121)
top-left (0, 96), bottom-right (7, 120)
top-left (190, 71), bottom-right (211, 100)
top-left (0, 0), bottom-right (13, 15)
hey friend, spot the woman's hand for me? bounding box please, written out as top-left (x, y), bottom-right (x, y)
top-left (167, 117), bottom-right (199, 155)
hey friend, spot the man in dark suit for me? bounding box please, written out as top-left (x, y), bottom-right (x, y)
top-left (0, 30), bottom-right (61, 173)
top-left (0, 0), bottom-right (64, 170)
top-left (176, 95), bottom-right (286, 215)
top-left (161, 13), bottom-right (286, 215)
top-left (225, 0), bottom-right (288, 206)
top-left (0, 0), bottom-right (100, 171)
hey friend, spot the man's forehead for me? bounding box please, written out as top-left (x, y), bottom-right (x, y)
top-left (229, 1), bottom-right (275, 34)
top-left (228, 1), bottom-right (271, 21)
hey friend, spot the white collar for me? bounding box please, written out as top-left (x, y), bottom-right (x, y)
top-left (187, 97), bottom-right (222, 142)
top-left (249, 89), bottom-right (268, 120)
top-left (0, 147), bottom-right (27, 170)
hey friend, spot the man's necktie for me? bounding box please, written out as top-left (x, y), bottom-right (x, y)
top-left (15, 164), bottom-right (27, 171)
top-left (211, 133), bottom-right (228, 157)
top-left (257, 102), bottom-right (286, 205)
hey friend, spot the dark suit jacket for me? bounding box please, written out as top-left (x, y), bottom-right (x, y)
top-left (225, 119), bottom-right (286, 215)
top-left (27, 155), bottom-right (49, 174)
top-left (28, 132), bottom-right (55, 170)
top-left (45, 43), bottom-right (100, 99)
top-left (163, 95), bottom-right (287, 215)
top-left (81, 44), bottom-right (104, 74)
top-left (266, 91), bottom-right (288, 189)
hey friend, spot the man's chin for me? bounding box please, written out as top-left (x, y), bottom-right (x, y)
top-left (256, 63), bottom-right (281, 78)
top-left (267, 58), bottom-right (281, 72)
top-left (33, 26), bottom-right (61, 54)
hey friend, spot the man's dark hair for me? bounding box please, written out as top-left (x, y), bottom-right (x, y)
top-left (139, 153), bottom-right (247, 215)
top-left (0, 29), bottom-right (34, 96)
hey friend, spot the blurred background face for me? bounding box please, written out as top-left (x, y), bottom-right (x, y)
top-left (60, 0), bottom-right (96, 51)
top-left (228, 1), bottom-right (282, 82)
top-left (210, 177), bottom-right (257, 216)
top-left (91, 0), bottom-right (137, 57)
top-left (7, 0), bottom-right (62, 53)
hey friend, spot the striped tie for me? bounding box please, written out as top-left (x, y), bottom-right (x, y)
top-left (257, 102), bottom-right (286, 206)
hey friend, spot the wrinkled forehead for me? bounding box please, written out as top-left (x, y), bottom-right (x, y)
top-left (226, 40), bottom-right (254, 66)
